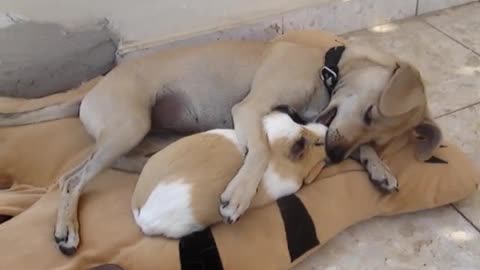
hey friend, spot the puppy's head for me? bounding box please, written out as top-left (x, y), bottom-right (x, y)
top-left (264, 105), bottom-right (327, 183)
top-left (316, 46), bottom-right (442, 163)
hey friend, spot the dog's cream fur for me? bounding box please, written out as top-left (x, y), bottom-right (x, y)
top-left (0, 30), bottom-right (441, 255)
top-left (131, 109), bottom-right (327, 238)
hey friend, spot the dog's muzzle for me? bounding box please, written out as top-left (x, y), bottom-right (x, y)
top-left (324, 128), bottom-right (349, 163)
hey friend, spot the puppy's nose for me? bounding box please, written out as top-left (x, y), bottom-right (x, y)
top-left (326, 145), bottom-right (347, 163)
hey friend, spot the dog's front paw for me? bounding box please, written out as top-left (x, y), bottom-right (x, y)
top-left (219, 180), bottom-right (256, 224)
top-left (370, 174), bottom-right (398, 194)
top-left (363, 160), bottom-right (398, 194)
top-left (54, 220), bottom-right (80, 256)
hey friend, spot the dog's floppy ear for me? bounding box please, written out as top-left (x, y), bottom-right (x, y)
top-left (414, 117), bottom-right (442, 161)
top-left (378, 62), bottom-right (425, 117)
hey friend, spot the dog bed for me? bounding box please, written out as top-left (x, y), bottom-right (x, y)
top-left (0, 68), bottom-right (478, 270)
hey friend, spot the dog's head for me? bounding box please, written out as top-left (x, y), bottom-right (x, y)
top-left (263, 106), bottom-right (327, 184)
top-left (316, 46), bottom-right (442, 163)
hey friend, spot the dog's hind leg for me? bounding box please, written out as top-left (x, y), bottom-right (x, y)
top-left (111, 133), bottom-right (185, 173)
top-left (0, 100), bottom-right (81, 126)
top-left (111, 155), bottom-right (150, 174)
top-left (54, 117), bottom-right (150, 256)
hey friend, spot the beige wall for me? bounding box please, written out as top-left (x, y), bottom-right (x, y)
top-left (0, 0), bottom-right (328, 44)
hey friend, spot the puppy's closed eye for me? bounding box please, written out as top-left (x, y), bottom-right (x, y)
top-left (290, 137), bottom-right (306, 160)
top-left (314, 141), bottom-right (324, 146)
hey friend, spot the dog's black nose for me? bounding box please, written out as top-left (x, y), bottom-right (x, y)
top-left (326, 145), bottom-right (347, 163)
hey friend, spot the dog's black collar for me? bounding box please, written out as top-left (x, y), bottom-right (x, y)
top-left (321, 46), bottom-right (346, 96)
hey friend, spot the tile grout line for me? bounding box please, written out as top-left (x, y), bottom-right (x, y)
top-left (434, 100), bottom-right (480, 119)
top-left (425, 4), bottom-right (480, 234)
top-left (450, 204), bottom-right (480, 233)
top-left (422, 18), bottom-right (480, 57)
top-left (422, 11), bottom-right (480, 119)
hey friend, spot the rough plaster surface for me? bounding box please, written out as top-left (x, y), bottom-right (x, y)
top-left (0, 22), bottom-right (116, 98)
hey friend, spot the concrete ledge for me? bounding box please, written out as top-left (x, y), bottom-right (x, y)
top-left (119, 0), bottom-right (477, 59)
top-left (0, 22), bottom-right (116, 98)
top-left (119, 0), bottom-right (417, 59)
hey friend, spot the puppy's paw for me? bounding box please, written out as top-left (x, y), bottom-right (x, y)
top-left (219, 181), bottom-right (256, 224)
top-left (363, 160), bottom-right (398, 194)
top-left (54, 220), bottom-right (79, 256)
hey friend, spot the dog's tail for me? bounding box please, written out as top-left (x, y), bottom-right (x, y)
top-left (0, 100), bottom-right (81, 127)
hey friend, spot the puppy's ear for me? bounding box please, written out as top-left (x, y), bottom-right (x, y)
top-left (378, 62), bottom-right (425, 117)
top-left (414, 117), bottom-right (442, 161)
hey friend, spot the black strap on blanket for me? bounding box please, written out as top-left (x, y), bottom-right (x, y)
top-left (277, 194), bottom-right (319, 262)
top-left (179, 228), bottom-right (224, 270)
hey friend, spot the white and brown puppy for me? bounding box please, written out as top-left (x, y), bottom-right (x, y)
top-left (131, 106), bottom-right (327, 237)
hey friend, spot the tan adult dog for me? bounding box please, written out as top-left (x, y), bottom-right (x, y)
top-left (0, 30), bottom-right (441, 255)
top-left (131, 105), bottom-right (327, 238)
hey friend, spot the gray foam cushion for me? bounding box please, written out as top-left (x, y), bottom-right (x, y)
top-left (0, 22), bottom-right (116, 98)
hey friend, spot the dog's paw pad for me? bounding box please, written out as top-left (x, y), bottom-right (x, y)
top-left (219, 189), bottom-right (253, 224)
top-left (219, 201), bottom-right (239, 224)
top-left (58, 244), bottom-right (77, 256)
top-left (54, 225), bottom-right (79, 256)
top-left (219, 199), bottom-right (229, 208)
top-left (371, 177), bottom-right (398, 194)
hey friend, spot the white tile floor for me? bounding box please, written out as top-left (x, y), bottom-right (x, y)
top-left (295, 3), bottom-right (480, 269)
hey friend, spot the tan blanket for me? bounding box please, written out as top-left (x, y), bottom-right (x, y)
top-left (0, 71), bottom-right (478, 270)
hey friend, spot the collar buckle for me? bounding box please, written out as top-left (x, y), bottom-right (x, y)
top-left (321, 45), bottom-right (346, 95)
top-left (320, 66), bottom-right (338, 82)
